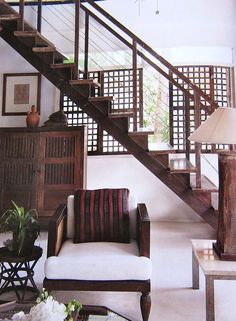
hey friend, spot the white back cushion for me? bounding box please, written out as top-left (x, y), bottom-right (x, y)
top-left (66, 194), bottom-right (137, 239)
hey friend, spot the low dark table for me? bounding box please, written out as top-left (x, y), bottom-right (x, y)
top-left (0, 303), bottom-right (131, 320)
top-left (0, 246), bottom-right (42, 302)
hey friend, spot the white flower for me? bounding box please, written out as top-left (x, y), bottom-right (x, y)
top-left (12, 297), bottom-right (67, 321)
top-left (12, 311), bottom-right (29, 321)
top-left (28, 297), bottom-right (67, 321)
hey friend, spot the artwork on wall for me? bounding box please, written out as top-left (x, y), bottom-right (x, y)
top-left (2, 73), bottom-right (41, 116)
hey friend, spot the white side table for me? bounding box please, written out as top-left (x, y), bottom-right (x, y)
top-left (191, 239), bottom-right (236, 321)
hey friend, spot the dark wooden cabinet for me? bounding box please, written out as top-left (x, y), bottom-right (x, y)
top-left (0, 126), bottom-right (87, 220)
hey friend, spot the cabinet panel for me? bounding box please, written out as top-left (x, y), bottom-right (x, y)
top-left (0, 132), bottom-right (39, 211)
top-left (0, 127), bottom-right (87, 219)
top-left (37, 129), bottom-right (86, 217)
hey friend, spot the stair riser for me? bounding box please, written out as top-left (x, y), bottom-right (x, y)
top-left (129, 134), bottom-right (148, 150)
top-left (152, 154), bottom-right (169, 167)
top-left (15, 36), bottom-right (36, 48)
top-left (192, 190), bottom-right (213, 208)
top-left (89, 101), bottom-right (111, 116)
top-left (111, 117), bottom-right (129, 133)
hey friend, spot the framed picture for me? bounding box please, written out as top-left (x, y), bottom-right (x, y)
top-left (2, 73), bottom-right (41, 116)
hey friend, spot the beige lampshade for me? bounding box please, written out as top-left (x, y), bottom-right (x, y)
top-left (188, 107), bottom-right (236, 144)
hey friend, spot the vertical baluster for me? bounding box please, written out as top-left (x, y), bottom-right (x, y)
top-left (209, 66), bottom-right (216, 153)
top-left (84, 11), bottom-right (89, 80)
top-left (132, 39), bottom-right (138, 131)
top-left (74, 0), bottom-right (80, 80)
top-left (194, 92), bottom-right (201, 188)
top-left (18, 0), bottom-right (25, 31)
top-left (139, 68), bottom-right (144, 127)
top-left (37, 0), bottom-right (42, 33)
top-left (185, 93), bottom-right (190, 161)
top-left (169, 73), bottom-right (174, 146)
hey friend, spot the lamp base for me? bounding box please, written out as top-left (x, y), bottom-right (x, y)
top-left (213, 242), bottom-right (236, 261)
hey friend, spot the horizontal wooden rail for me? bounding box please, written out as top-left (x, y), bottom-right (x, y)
top-left (84, 0), bottom-right (218, 112)
top-left (81, 4), bottom-right (214, 114)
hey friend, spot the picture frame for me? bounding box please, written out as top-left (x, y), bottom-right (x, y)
top-left (2, 73), bottom-right (41, 116)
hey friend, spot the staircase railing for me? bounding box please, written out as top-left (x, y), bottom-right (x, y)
top-left (80, 0), bottom-right (220, 188)
top-left (10, 0), bottom-right (222, 189)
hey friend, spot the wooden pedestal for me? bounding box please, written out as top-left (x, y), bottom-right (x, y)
top-left (213, 151), bottom-right (236, 260)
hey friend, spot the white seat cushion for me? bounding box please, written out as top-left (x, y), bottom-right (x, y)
top-left (44, 240), bottom-right (151, 281)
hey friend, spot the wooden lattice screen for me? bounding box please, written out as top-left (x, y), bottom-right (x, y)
top-left (62, 68), bottom-right (143, 154)
top-left (169, 65), bottom-right (233, 152)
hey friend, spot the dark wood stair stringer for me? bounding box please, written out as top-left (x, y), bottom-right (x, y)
top-left (0, 5), bottom-right (217, 230)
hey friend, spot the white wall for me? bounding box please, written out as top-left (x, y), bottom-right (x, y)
top-left (98, 0), bottom-right (236, 82)
top-left (99, 0), bottom-right (236, 48)
top-left (87, 154), bottom-right (203, 222)
top-left (0, 40), bottom-right (58, 127)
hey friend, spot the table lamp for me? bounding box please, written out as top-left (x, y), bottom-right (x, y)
top-left (188, 107), bottom-right (236, 260)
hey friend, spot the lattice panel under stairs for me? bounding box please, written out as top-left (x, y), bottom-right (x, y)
top-left (62, 68), bottom-right (143, 154)
top-left (62, 95), bottom-right (99, 154)
top-left (169, 65), bottom-right (232, 152)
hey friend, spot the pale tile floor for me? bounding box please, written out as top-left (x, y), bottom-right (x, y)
top-left (1, 221), bottom-right (236, 321)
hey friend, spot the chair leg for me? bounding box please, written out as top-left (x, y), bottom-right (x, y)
top-left (140, 292), bottom-right (151, 321)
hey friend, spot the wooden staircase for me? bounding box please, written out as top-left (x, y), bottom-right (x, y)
top-left (0, 0), bottom-right (218, 229)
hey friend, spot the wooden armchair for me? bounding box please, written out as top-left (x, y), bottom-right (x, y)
top-left (43, 189), bottom-right (151, 321)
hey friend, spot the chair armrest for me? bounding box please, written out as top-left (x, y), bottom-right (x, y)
top-left (47, 204), bottom-right (67, 258)
top-left (137, 203), bottom-right (150, 258)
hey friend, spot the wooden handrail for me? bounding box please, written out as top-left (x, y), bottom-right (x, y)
top-left (84, 0), bottom-right (218, 112)
top-left (81, 4), bottom-right (215, 115)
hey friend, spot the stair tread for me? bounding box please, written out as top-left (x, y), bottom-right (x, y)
top-left (148, 142), bottom-right (176, 154)
top-left (70, 79), bottom-right (101, 87)
top-left (169, 158), bottom-right (196, 173)
top-left (14, 30), bottom-right (38, 37)
top-left (33, 46), bottom-right (56, 53)
top-left (190, 174), bottom-right (218, 191)
top-left (129, 128), bottom-right (154, 136)
top-left (0, 14), bottom-right (20, 20)
top-left (88, 96), bottom-right (113, 102)
top-left (51, 63), bottom-right (76, 69)
top-left (109, 111), bottom-right (133, 118)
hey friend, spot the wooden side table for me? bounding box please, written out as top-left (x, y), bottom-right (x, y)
top-left (191, 239), bottom-right (236, 321)
top-left (0, 246), bottom-right (42, 301)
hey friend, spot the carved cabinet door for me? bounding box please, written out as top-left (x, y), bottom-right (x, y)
top-left (0, 131), bottom-right (40, 212)
top-left (36, 129), bottom-right (87, 217)
top-left (0, 127), bottom-right (87, 218)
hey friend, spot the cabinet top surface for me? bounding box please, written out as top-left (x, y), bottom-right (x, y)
top-left (0, 126), bottom-right (86, 133)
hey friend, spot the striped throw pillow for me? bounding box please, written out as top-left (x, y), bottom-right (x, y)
top-left (73, 188), bottom-right (130, 243)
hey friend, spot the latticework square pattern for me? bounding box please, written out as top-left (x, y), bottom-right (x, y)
top-left (170, 65), bottom-right (231, 152)
top-left (62, 68), bottom-right (142, 154)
